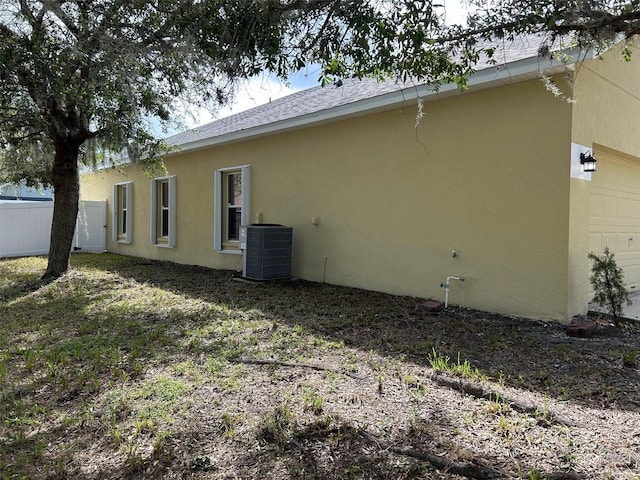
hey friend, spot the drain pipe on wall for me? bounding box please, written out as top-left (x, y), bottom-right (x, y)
top-left (440, 276), bottom-right (465, 308)
top-left (321, 256), bottom-right (328, 284)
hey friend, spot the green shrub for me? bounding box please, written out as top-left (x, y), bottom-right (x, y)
top-left (588, 247), bottom-right (631, 324)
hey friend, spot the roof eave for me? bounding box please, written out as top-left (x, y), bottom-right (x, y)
top-left (169, 51), bottom-right (589, 156)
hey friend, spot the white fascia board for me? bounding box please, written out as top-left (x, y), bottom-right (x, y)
top-left (170, 48), bottom-right (593, 156)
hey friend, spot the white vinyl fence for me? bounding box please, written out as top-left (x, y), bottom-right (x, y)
top-left (0, 200), bottom-right (106, 258)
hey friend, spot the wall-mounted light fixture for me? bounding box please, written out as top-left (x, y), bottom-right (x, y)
top-left (579, 151), bottom-right (597, 172)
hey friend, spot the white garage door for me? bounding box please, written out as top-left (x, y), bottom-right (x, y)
top-left (589, 149), bottom-right (640, 288)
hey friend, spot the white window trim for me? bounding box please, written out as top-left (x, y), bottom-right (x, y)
top-left (214, 165), bottom-right (250, 253)
top-left (112, 181), bottom-right (133, 243)
top-left (150, 175), bottom-right (177, 248)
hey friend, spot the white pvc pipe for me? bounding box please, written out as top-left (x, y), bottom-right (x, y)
top-left (441, 276), bottom-right (465, 308)
top-left (321, 256), bottom-right (327, 283)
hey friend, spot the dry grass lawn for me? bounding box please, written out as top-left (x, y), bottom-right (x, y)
top-left (0, 253), bottom-right (639, 479)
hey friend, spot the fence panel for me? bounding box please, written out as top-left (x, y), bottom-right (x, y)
top-left (0, 200), bottom-right (106, 258)
top-left (0, 202), bottom-right (54, 257)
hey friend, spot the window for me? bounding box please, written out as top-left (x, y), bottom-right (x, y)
top-left (160, 180), bottom-right (169, 238)
top-left (226, 172), bottom-right (242, 241)
top-left (112, 182), bottom-right (132, 243)
top-left (214, 166), bottom-right (250, 252)
top-left (150, 176), bottom-right (176, 247)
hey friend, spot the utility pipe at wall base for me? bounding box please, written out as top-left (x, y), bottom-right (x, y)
top-left (440, 276), bottom-right (465, 308)
top-left (321, 256), bottom-right (327, 283)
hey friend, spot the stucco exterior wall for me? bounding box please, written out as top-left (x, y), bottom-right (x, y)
top-left (569, 39), bottom-right (640, 316)
top-left (572, 40), bottom-right (640, 154)
top-left (82, 77), bottom-right (573, 320)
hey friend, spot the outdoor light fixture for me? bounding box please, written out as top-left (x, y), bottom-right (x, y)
top-left (580, 151), bottom-right (597, 172)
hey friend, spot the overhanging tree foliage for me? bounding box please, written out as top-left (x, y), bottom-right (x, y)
top-left (470, 0), bottom-right (640, 39)
top-left (0, 0), bottom-right (471, 279)
top-left (1, 0), bottom-right (640, 279)
top-left (449, 1), bottom-right (640, 55)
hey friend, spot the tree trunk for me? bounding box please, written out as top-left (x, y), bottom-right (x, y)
top-left (42, 141), bottom-right (80, 279)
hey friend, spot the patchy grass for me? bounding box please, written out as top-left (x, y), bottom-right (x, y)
top-left (1, 253), bottom-right (639, 479)
top-left (428, 348), bottom-right (485, 381)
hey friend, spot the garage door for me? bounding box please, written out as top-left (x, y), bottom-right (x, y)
top-left (589, 149), bottom-right (640, 289)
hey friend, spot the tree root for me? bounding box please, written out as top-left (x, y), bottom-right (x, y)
top-left (428, 373), bottom-right (577, 427)
top-left (231, 358), bottom-right (363, 379)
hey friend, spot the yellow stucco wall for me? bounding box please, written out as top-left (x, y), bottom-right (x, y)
top-left (572, 40), bottom-right (640, 153)
top-left (569, 39), bottom-right (640, 316)
top-left (82, 77), bottom-right (574, 320)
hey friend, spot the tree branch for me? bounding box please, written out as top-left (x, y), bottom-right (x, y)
top-left (388, 445), bottom-right (505, 480)
top-left (42, 0), bottom-right (80, 37)
top-left (441, 7), bottom-right (640, 46)
top-left (0, 22), bottom-right (19, 41)
top-left (18, 0), bottom-right (38, 26)
top-left (355, 429), bottom-right (506, 479)
top-left (231, 358), bottom-right (363, 379)
top-left (428, 373), bottom-right (577, 427)
top-left (5, 130), bottom-right (44, 144)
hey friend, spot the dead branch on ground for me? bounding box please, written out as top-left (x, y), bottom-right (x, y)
top-left (428, 373), bottom-right (577, 427)
top-left (232, 358), bottom-right (363, 379)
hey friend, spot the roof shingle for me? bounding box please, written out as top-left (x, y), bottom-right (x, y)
top-left (166, 36), bottom-right (571, 149)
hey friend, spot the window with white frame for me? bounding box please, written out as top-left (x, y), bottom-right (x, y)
top-left (214, 166), bottom-right (250, 252)
top-left (112, 182), bottom-right (132, 243)
top-left (150, 176), bottom-right (176, 247)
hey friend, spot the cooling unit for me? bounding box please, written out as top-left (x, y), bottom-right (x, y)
top-left (239, 224), bottom-right (293, 280)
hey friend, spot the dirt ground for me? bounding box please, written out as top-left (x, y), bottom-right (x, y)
top-left (1, 255), bottom-right (640, 479)
top-left (110, 260), bottom-right (640, 480)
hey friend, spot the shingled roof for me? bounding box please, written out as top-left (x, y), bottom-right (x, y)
top-left (166, 36), bottom-right (586, 154)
